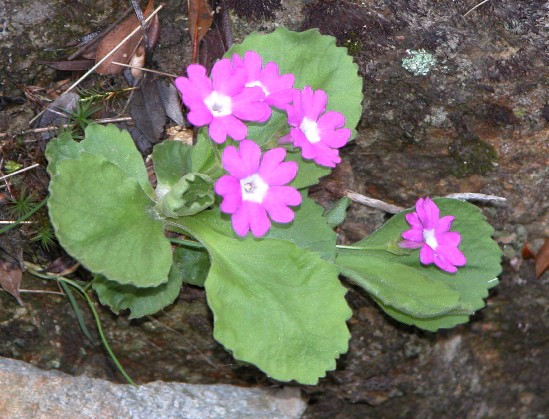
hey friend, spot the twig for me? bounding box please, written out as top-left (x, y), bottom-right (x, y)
top-left (463, 0), bottom-right (490, 17)
top-left (444, 192), bottom-right (506, 203)
top-left (111, 62), bottom-right (178, 78)
top-left (0, 221), bottom-right (34, 225)
top-left (346, 190), bottom-right (506, 213)
top-left (345, 191), bottom-right (404, 214)
top-left (0, 117), bottom-right (134, 141)
top-left (0, 163), bottom-right (40, 181)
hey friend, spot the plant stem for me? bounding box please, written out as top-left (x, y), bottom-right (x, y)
top-left (24, 262), bottom-right (136, 385)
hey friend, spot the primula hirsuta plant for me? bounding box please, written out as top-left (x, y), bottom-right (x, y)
top-left (45, 28), bottom-right (502, 385)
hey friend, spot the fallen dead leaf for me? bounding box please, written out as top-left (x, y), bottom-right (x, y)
top-left (0, 260), bottom-right (24, 306)
top-left (534, 238), bottom-right (549, 278)
top-left (95, 0), bottom-right (156, 75)
top-left (188, 0), bottom-right (213, 63)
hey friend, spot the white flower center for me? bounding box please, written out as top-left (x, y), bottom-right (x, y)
top-left (300, 117), bottom-right (321, 144)
top-left (204, 91), bottom-right (232, 117)
top-left (240, 174), bottom-right (269, 203)
top-left (246, 80), bottom-right (270, 96)
top-left (423, 228), bottom-right (438, 250)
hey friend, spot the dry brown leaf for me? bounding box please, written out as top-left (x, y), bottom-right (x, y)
top-left (534, 238), bottom-right (549, 278)
top-left (0, 261), bottom-right (24, 306)
top-left (188, 0), bottom-right (213, 62)
top-left (521, 242), bottom-right (536, 260)
top-left (95, 0), bottom-right (156, 75)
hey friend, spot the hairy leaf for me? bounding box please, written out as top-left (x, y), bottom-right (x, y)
top-left (171, 245), bottom-right (210, 287)
top-left (82, 124), bottom-right (153, 196)
top-left (265, 193), bottom-right (337, 262)
top-left (92, 263), bottom-right (183, 319)
top-left (336, 198), bottom-right (501, 330)
top-left (48, 152), bottom-right (171, 287)
top-left (152, 140), bottom-right (193, 191)
top-left (179, 212), bottom-right (351, 384)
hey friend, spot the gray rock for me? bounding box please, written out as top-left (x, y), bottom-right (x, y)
top-left (0, 357), bottom-right (306, 419)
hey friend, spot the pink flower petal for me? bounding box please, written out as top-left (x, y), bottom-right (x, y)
top-left (301, 86), bottom-right (327, 121)
top-left (399, 239), bottom-right (423, 249)
top-left (405, 212), bottom-right (422, 229)
top-left (434, 254), bottom-right (457, 273)
top-left (221, 140), bottom-right (261, 178)
top-left (259, 149), bottom-right (298, 185)
top-left (436, 215), bottom-right (455, 234)
top-left (187, 108), bottom-right (213, 126)
top-left (231, 203), bottom-right (252, 237)
top-left (420, 197), bottom-right (440, 229)
top-left (317, 111), bottom-right (345, 130)
top-left (247, 202), bottom-right (271, 237)
top-left (263, 187), bottom-right (301, 223)
top-left (266, 88), bottom-right (296, 109)
top-left (215, 176), bottom-right (242, 214)
top-left (209, 115), bottom-right (247, 143)
top-left (438, 245), bottom-right (467, 266)
top-left (285, 91), bottom-right (303, 126)
top-left (419, 244), bottom-right (435, 264)
top-left (232, 87), bottom-right (270, 122)
top-left (438, 231), bottom-right (461, 247)
top-left (242, 51), bottom-right (262, 80)
top-left (211, 59), bottom-right (247, 96)
top-left (402, 227), bottom-right (423, 242)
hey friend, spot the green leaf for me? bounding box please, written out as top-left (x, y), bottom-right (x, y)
top-left (324, 197), bottom-right (351, 228)
top-left (81, 123), bottom-right (153, 196)
top-left (152, 140), bottom-right (193, 191)
top-left (336, 198), bottom-right (501, 330)
top-left (265, 193), bottom-right (337, 261)
top-left (45, 131), bottom-right (83, 176)
top-left (225, 27), bottom-right (363, 188)
top-left (48, 152), bottom-right (172, 287)
top-left (192, 130), bottom-right (224, 178)
top-left (171, 246), bottom-right (210, 287)
top-left (337, 252), bottom-right (461, 317)
top-left (156, 172), bottom-right (215, 217)
top-left (180, 213), bottom-right (351, 384)
top-left (92, 265), bottom-right (184, 319)
top-left (286, 150), bottom-right (331, 190)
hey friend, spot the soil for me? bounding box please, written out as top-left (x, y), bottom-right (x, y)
top-left (1, 0), bottom-right (548, 417)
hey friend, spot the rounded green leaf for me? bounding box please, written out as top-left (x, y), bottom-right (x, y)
top-left (225, 28), bottom-right (363, 188)
top-left (82, 123), bottom-right (153, 196)
top-left (45, 131), bottom-right (83, 176)
top-left (48, 152), bottom-right (172, 287)
top-left (336, 198), bottom-right (501, 330)
top-left (171, 246), bottom-right (210, 287)
top-left (152, 140), bottom-right (193, 191)
top-left (265, 194), bottom-right (337, 262)
top-left (92, 267), bottom-right (184, 319)
top-left (181, 213), bottom-right (351, 384)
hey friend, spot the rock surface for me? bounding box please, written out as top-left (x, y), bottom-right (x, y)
top-left (0, 356), bottom-right (306, 419)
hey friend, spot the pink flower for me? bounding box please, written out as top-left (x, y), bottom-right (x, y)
top-left (232, 51), bottom-right (295, 110)
top-left (281, 86), bottom-right (351, 168)
top-left (215, 140), bottom-right (302, 237)
top-left (175, 59), bottom-right (271, 144)
top-left (399, 197), bottom-right (467, 273)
